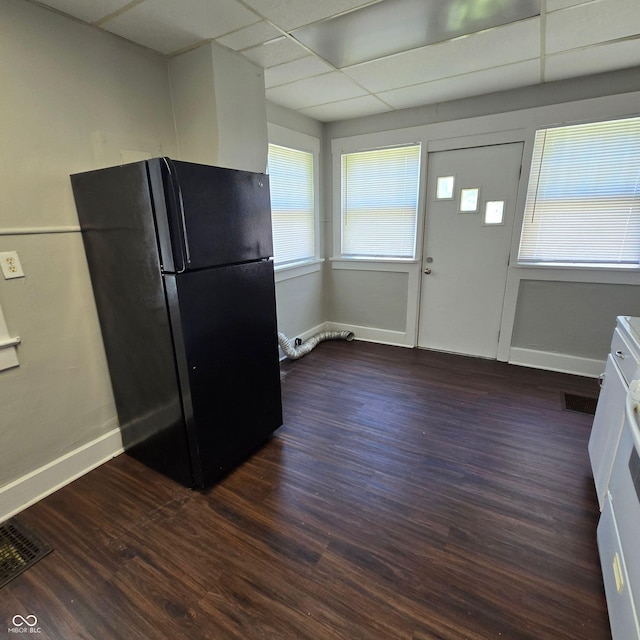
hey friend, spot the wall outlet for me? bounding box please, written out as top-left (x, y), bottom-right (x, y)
top-left (0, 251), bottom-right (25, 279)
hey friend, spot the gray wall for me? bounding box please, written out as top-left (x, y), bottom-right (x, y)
top-left (512, 281), bottom-right (640, 360)
top-left (328, 269), bottom-right (408, 332)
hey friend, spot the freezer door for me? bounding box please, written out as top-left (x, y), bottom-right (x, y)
top-left (155, 158), bottom-right (274, 271)
top-left (165, 260), bottom-right (282, 488)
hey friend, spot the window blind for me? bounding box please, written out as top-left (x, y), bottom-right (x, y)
top-left (341, 144), bottom-right (421, 258)
top-left (268, 144), bottom-right (315, 266)
top-left (519, 117), bottom-right (640, 267)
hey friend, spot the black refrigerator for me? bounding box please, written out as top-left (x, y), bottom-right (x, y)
top-left (71, 158), bottom-right (283, 489)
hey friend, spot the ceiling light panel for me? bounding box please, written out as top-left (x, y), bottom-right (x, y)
top-left (291, 0), bottom-right (540, 69)
top-left (35, 0), bottom-right (133, 24)
top-left (101, 0), bottom-right (260, 55)
top-left (343, 18), bottom-right (540, 94)
top-left (240, 0), bottom-right (380, 32)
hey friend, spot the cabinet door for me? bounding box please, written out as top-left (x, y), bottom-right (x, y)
top-left (609, 423), bottom-right (640, 628)
top-left (589, 354), bottom-right (627, 508)
top-left (597, 494), bottom-right (640, 640)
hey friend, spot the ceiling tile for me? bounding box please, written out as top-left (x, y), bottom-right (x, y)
top-left (101, 0), bottom-right (260, 55)
top-left (344, 18), bottom-right (540, 93)
top-left (265, 72), bottom-right (369, 110)
top-left (546, 0), bottom-right (640, 54)
top-left (265, 56), bottom-right (334, 88)
top-left (545, 39), bottom-right (640, 81)
top-left (36, 0), bottom-right (133, 24)
top-left (546, 0), bottom-right (592, 10)
top-left (215, 21), bottom-right (282, 51)
top-left (241, 37), bottom-right (309, 67)
top-left (379, 60), bottom-right (540, 110)
top-left (240, 0), bottom-right (379, 31)
top-left (299, 96), bottom-right (393, 122)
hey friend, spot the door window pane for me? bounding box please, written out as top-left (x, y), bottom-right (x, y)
top-left (436, 176), bottom-right (454, 199)
top-left (460, 188), bottom-right (479, 212)
top-left (484, 201), bottom-right (505, 225)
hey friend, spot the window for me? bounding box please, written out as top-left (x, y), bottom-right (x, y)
top-left (518, 116), bottom-right (640, 267)
top-left (267, 143), bottom-right (315, 266)
top-left (340, 144), bottom-right (421, 259)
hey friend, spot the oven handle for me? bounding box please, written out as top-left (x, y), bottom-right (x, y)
top-left (624, 380), bottom-right (640, 453)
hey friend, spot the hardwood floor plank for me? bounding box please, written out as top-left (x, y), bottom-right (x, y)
top-left (0, 342), bottom-right (609, 639)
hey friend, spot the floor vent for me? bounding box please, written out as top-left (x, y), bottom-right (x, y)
top-left (0, 518), bottom-right (52, 589)
top-left (563, 393), bottom-right (598, 415)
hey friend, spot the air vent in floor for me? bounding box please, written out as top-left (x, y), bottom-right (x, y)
top-left (0, 518), bottom-right (52, 588)
top-left (563, 393), bottom-right (598, 415)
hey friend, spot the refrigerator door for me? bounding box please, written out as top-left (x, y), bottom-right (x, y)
top-left (165, 259), bottom-right (282, 488)
top-left (154, 158), bottom-right (274, 272)
top-left (71, 162), bottom-right (194, 487)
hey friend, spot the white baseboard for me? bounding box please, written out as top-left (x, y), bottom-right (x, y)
top-left (0, 426), bottom-right (123, 523)
top-left (326, 322), bottom-right (411, 347)
top-left (508, 347), bottom-right (605, 378)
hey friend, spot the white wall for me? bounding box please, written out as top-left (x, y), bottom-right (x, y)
top-left (0, 0), bottom-right (179, 518)
top-left (170, 42), bottom-right (268, 173)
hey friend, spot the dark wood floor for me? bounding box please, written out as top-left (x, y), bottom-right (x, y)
top-left (2, 341), bottom-right (610, 639)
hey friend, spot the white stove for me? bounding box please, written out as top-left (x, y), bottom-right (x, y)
top-left (594, 317), bottom-right (640, 639)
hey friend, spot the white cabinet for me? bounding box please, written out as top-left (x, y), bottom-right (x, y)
top-left (589, 321), bottom-right (640, 508)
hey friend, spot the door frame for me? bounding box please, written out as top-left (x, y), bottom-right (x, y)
top-left (411, 129), bottom-right (529, 359)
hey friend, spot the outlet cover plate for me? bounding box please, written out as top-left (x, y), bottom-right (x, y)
top-left (0, 251), bottom-right (25, 279)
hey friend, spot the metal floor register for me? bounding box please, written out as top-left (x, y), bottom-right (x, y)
top-left (0, 518), bottom-right (52, 588)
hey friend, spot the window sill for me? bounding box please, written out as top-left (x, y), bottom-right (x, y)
top-left (515, 262), bottom-right (640, 272)
top-left (274, 259), bottom-right (324, 282)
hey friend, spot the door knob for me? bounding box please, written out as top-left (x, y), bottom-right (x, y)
top-left (424, 268), bottom-right (432, 274)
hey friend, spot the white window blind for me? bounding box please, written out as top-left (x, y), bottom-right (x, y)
top-left (268, 143), bottom-right (315, 266)
top-left (519, 117), bottom-right (640, 267)
top-left (341, 144), bottom-right (421, 258)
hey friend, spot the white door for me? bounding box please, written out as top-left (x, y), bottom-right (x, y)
top-left (417, 143), bottom-right (524, 358)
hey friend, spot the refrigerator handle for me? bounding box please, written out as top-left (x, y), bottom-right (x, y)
top-left (162, 158), bottom-right (190, 273)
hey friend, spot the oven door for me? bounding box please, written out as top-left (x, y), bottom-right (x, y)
top-left (602, 384), bottom-right (640, 639)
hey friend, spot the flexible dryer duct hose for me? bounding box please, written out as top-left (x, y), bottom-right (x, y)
top-left (278, 330), bottom-right (355, 360)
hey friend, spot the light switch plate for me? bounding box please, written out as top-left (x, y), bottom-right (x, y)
top-left (0, 251), bottom-right (25, 279)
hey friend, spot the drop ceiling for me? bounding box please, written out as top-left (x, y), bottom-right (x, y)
top-left (31, 0), bottom-right (640, 122)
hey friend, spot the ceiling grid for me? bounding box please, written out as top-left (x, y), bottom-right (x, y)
top-left (30, 0), bottom-right (640, 122)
